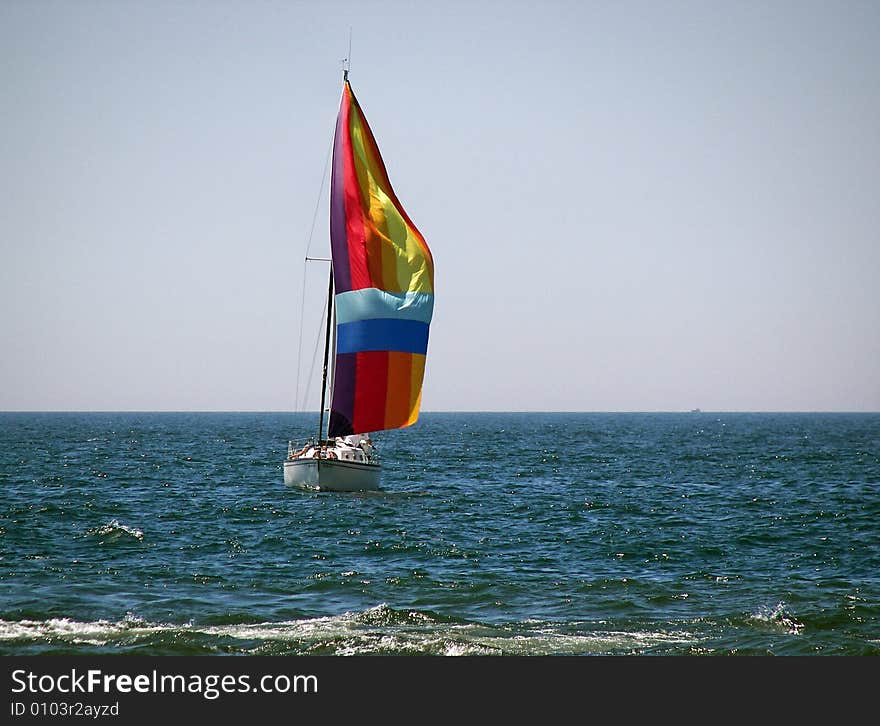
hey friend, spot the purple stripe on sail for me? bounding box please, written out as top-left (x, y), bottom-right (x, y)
top-left (330, 107), bottom-right (352, 294)
top-left (328, 352), bottom-right (356, 437)
top-left (328, 408), bottom-right (353, 438)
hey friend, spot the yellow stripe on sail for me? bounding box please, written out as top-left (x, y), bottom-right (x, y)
top-left (348, 102), bottom-right (433, 295)
top-left (407, 354), bottom-right (426, 427)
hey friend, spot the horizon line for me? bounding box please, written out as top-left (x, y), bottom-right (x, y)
top-left (1, 409), bottom-right (878, 415)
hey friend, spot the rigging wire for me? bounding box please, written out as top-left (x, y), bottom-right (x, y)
top-left (294, 46), bottom-right (353, 414)
top-left (294, 119), bottom-right (334, 413)
top-left (299, 301), bottom-right (327, 413)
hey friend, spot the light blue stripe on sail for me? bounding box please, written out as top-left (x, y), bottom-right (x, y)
top-left (335, 288), bottom-right (434, 325)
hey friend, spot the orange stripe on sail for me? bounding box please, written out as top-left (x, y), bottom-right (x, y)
top-left (384, 351), bottom-right (414, 430)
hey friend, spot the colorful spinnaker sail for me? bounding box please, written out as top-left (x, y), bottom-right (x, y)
top-left (327, 80), bottom-right (434, 437)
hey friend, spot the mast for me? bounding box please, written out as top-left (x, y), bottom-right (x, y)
top-left (315, 67), bottom-right (347, 448)
top-left (316, 267), bottom-right (334, 446)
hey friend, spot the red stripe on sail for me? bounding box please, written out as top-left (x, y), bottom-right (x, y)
top-left (352, 351), bottom-right (389, 434)
top-left (349, 87), bottom-right (434, 278)
top-left (341, 84), bottom-right (373, 291)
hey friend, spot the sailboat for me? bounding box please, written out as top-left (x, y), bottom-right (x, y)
top-left (283, 71), bottom-right (435, 492)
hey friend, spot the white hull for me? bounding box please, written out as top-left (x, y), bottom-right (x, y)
top-left (283, 457), bottom-right (380, 492)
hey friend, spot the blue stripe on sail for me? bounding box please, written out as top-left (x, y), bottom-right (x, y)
top-left (336, 318), bottom-right (429, 355)
top-left (335, 289), bottom-right (434, 325)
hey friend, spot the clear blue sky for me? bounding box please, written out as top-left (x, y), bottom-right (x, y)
top-left (2, 0), bottom-right (878, 412)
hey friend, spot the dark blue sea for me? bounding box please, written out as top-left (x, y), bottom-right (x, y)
top-left (1, 412), bottom-right (878, 656)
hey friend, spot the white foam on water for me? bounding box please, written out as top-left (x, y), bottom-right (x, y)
top-left (85, 519), bottom-right (144, 541)
top-left (0, 605), bottom-right (697, 655)
top-left (446, 628), bottom-right (695, 655)
top-left (194, 616), bottom-right (344, 642)
top-left (749, 602), bottom-right (804, 635)
top-left (0, 616), bottom-right (169, 644)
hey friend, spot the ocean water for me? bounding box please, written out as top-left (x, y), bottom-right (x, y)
top-left (1, 411), bottom-right (878, 656)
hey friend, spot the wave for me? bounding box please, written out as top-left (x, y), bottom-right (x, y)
top-left (0, 604), bottom-right (696, 656)
top-left (84, 519), bottom-right (144, 542)
top-left (747, 602), bottom-right (804, 635)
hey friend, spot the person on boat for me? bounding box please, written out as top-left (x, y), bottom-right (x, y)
top-left (290, 443), bottom-right (311, 459)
